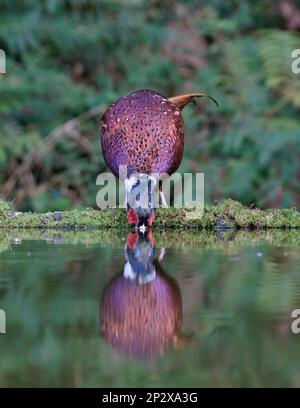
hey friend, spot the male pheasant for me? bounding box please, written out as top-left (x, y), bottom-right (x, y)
top-left (100, 89), bottom-right (217, 230)
top-left (100, 232), bottom-right (183, 359)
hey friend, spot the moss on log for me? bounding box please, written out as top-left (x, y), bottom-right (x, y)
top-left (0, 198), bottom-right (300, 230)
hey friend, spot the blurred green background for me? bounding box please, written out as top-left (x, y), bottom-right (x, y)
top-left (0, 0), bottom-right (300, 212)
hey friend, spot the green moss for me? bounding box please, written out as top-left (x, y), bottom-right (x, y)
top-left (0, 198), bottom-right (299, 230)
top-left (0, 199), bottom-right (12, 216)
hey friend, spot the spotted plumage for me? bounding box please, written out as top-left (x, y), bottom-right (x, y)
top-left (100, 89), bottom-right (217, 229)
top-left (100, 90), bottom-right (185, 178)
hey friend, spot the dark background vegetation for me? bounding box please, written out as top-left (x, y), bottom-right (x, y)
top-left (0, 0), bottom-right (300, 212)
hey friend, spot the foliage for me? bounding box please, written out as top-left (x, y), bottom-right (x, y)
top-left (0, 0), bottom-right (300, 211)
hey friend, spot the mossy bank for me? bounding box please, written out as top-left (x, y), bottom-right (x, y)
top-left (1, 199), bottom-right (300, 230)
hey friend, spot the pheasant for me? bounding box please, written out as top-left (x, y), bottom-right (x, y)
top-left (100, 232), bottom-right (184, 359)
top-left (100, 89), bottom-right (217, 230)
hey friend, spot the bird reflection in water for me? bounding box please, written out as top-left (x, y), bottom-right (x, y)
top-left (100, 232), bottom-right (188, 360)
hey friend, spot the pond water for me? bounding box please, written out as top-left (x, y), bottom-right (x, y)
top-left (0, 229), bottom-right (300, 387)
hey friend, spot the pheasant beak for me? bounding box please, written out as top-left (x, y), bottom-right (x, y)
top-left (139, 224), bottom-right (147, 233)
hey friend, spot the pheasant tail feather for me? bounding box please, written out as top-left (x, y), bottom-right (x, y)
top-left (168, 93), bottom-right (219, 110)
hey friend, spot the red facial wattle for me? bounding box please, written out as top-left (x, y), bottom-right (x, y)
top-left (147, 211), bottom-right (155, 227)
top-left (127, 208), bottom-right (139, 225)
top-left (148, 230), bottom-right (155, 247)
top-left (127, 232), bottom-right (139, 250)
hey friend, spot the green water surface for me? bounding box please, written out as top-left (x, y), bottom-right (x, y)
top-left (0, 229), bottom-right (300, 387)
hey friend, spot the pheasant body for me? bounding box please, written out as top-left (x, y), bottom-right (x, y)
top-left (100, 90), bottom-right (184, 178)
top-left (100, 89), bottom-right (217, 228)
